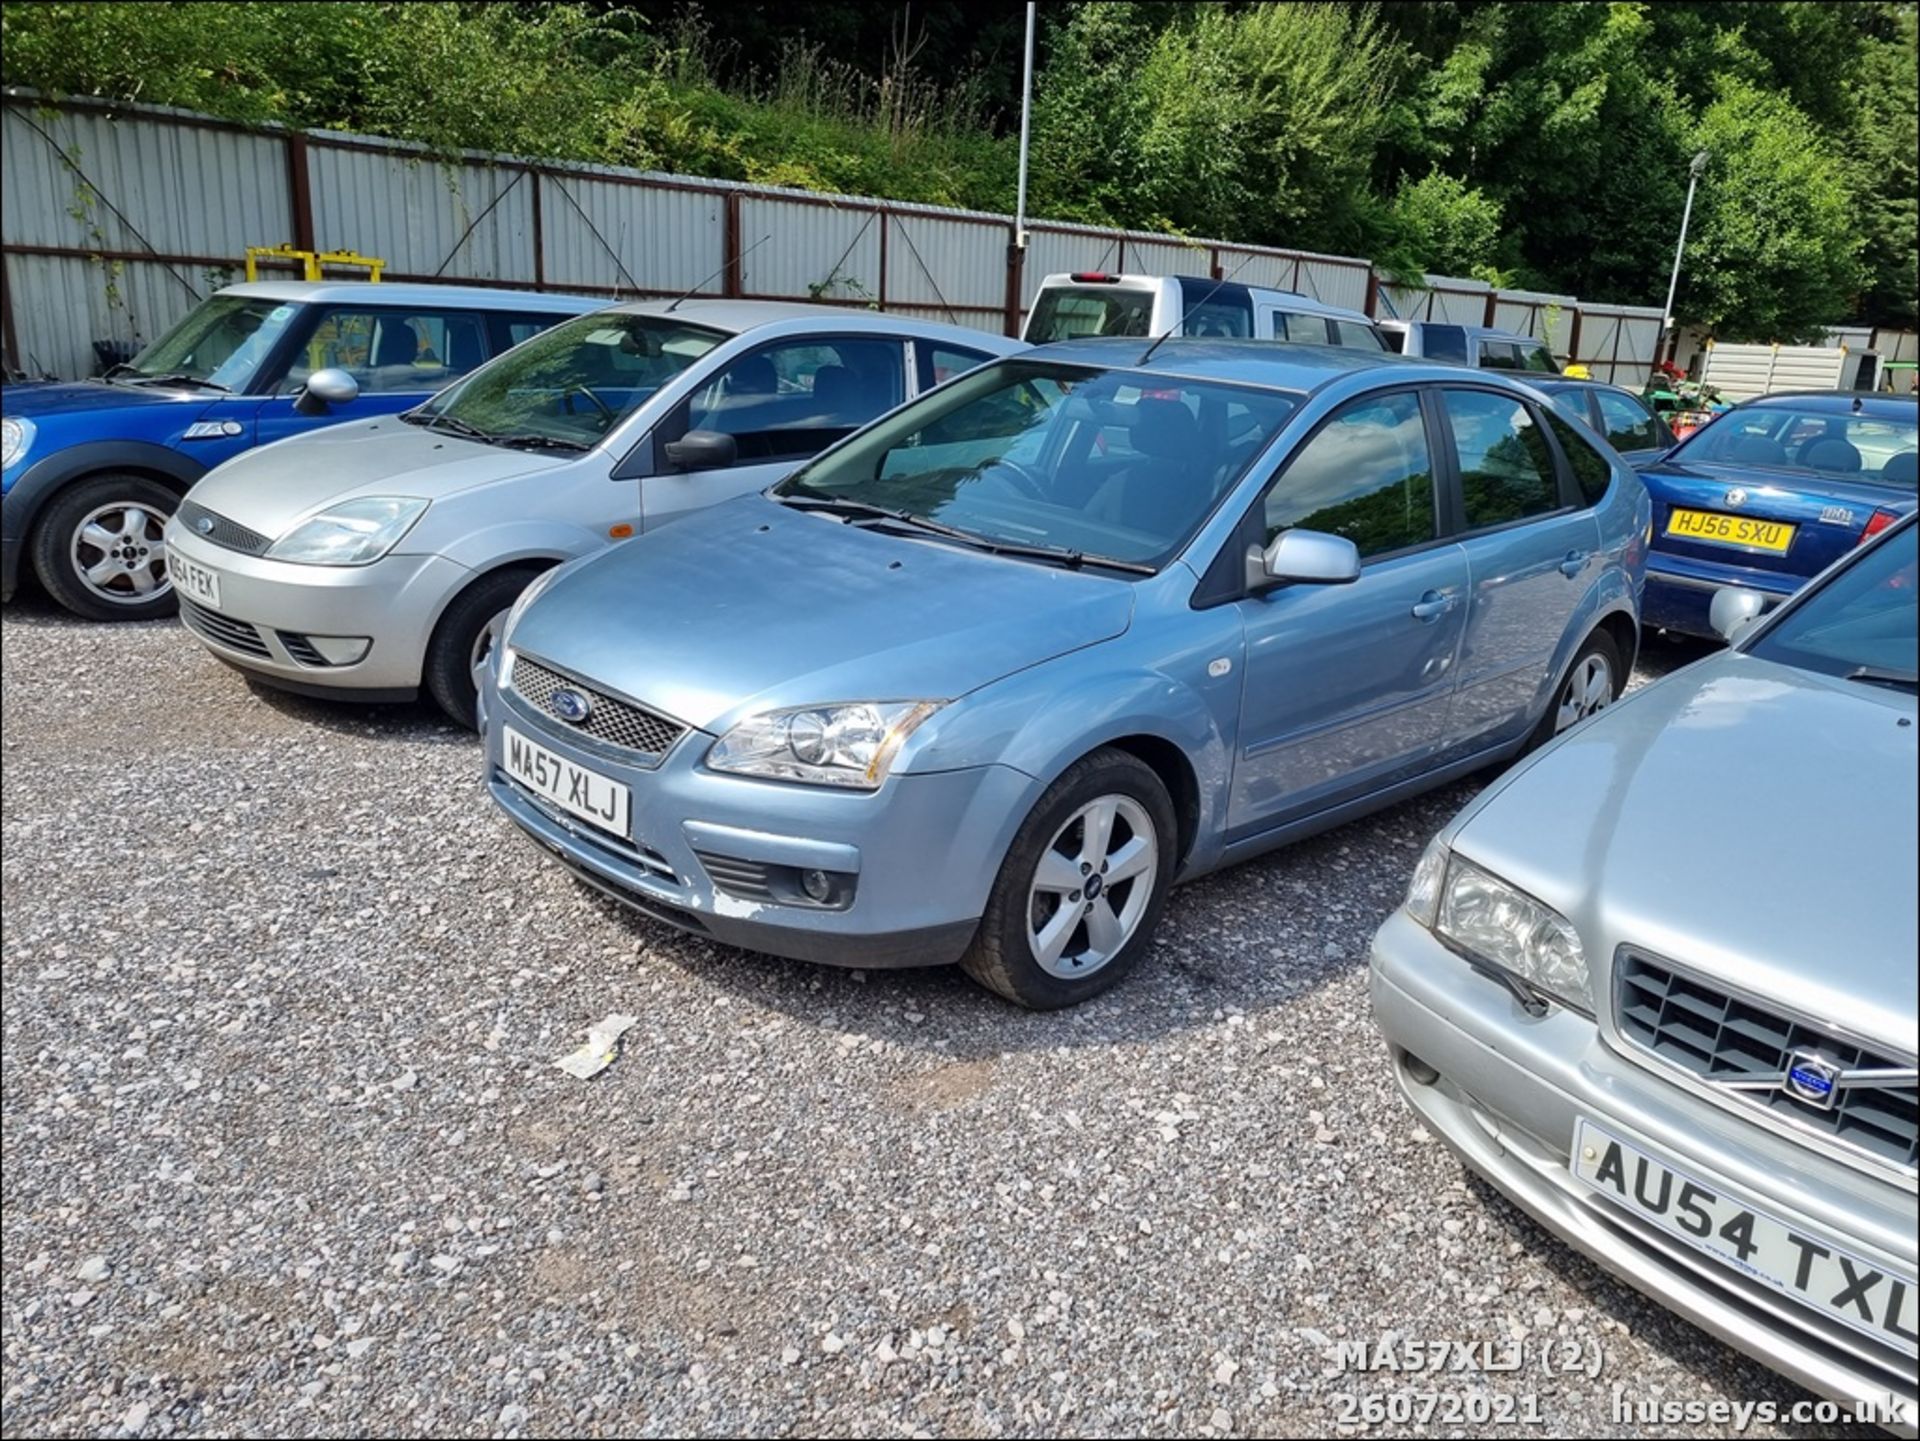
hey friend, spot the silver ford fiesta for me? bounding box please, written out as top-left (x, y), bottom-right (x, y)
top-left (1371, 512), bottom-right (1918, 1432)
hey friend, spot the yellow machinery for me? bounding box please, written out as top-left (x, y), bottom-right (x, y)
top-left (243, 245), bottom-right (386, 283)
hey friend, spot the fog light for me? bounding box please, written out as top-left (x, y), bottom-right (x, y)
top-left (801, 868), bottom-right (832, 903)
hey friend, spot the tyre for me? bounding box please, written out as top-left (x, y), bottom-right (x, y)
top-left (423, 567), bottom-right (542, 729)
top-left (30, 473), bottom-right (181, 621)
top-left (960, 747), bottom-right (1177, 1009)
top-left (1527, 628), bottom-right (1623, 752)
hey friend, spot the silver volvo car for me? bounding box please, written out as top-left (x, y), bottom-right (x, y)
top-left (1372, 513), bottom-right (1919, 1431)
top-left (164, 301), bottom-right (1018, 724)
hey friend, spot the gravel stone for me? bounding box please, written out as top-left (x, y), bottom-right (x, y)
top-left (0, 606), bottom-right (1854, 1436)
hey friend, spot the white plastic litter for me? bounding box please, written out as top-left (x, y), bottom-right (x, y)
top-left (553, 1014), bottom-right (639, 1080)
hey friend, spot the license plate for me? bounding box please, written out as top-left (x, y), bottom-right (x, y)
top-left (1573, 1118), bottom-right (1918, 1356)
top-left (171, 551), bottom-right (222, 608)
top-left (502, 725), bottom-right (630, 839)
top-left (1665, 507), bottom-right (1796, 553)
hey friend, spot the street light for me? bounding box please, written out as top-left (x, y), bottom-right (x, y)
top-left (1658, 149), bottom-right (1711, 366)
top-left (1013, 2), bottom-right (1037, 251)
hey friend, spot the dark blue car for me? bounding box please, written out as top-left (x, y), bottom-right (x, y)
top-left (1636, 390), bottom-right (1917, 636)
top-left (1, 282), bottom-right (596, 620)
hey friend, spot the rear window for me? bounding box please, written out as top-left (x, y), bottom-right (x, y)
top-left (1026, 286), bottom-right (1155, 342)
top-left (1421, 325), bottom-right (1470, 364)
top-left (1673, 405), bottom-right (1919, 488)
top-left (1519, 344), bottom-right (1558, 373)
top-left (1478, 341), bottom-right (1523, 371)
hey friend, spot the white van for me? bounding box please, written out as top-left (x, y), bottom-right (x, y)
top-left (1024, 272), bottom-right (1389, 351)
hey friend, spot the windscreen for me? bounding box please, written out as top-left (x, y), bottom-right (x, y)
top-left (416, 312), bottom-right (724, 447)
top-left (778, 359), bottom-right (1299, 569)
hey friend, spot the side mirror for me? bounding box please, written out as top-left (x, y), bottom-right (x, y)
top-left (1709, 586), bottom-right (1768, 643)
top-left (1245, 529), bottom-right (1362, 591)
top-left (662, 428), bottom-right (739, 473)
top-left (294, 367), bottom-right (360, 416)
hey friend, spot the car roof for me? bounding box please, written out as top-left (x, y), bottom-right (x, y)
top-left (1033, 272), bottom-right (1374, 322)
top-left (588, 298), bottom-right (1023, 347)
top-left (215, 281), bottom-right (598, 312)
top-left (1733, 390), bottom-right (1919, 417)
top-left (1533, 376), bottom-right (1637, 395)
top-left (1017, 337), bottom-right (1470, 392)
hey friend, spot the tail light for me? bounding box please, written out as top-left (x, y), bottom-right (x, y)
top-left (1070, 272), bottom-right (1121, 284)
top-left (1859, 509), bottom-right (1900, 545)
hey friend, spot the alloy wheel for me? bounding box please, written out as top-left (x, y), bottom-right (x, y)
top-left (1554, 653), bottom-right (1615, 734)
top-left (1026, 794), bottom-right (1159, 979)
top-left (70, 502), bottom-right (170, 605)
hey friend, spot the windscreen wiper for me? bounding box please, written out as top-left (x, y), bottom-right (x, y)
top-left (130, 372), bottom-right (229, 392)
top-left (1845, 663), bottom-right (1919, 693)
top-left (100, 363), bottom-right (146, 382)
top-left (777, 493), bottom-right (1155, 574)
top-left (493, 433), bottom-right (592, 453)
top-left (407, 411), bottom-right (494, 442)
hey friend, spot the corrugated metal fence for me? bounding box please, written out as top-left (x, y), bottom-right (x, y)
top-left (2, 92), bottom-right (1667, 385)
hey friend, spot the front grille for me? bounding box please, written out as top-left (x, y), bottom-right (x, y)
top-left (176, 499), bottom-right (271, 556)
top-left (694, 851), bottom-right (775, 901)
top-left (180, 597), bottom-right (270, 659)
top-left (1616, 951), bottom-right (1918, 1174)
top-left (276, 631), bottom-right (329, 667)
top-left (509, 655), bottom-right (687, 762)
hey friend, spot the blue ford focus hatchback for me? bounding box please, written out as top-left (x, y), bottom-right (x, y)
top-left (481, 341), bottom-right (1649, 1007)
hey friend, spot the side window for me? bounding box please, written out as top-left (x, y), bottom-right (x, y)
top-left (1544, 410), bottom-right (1615, 506)
top-left (281, 309), bottom-right (488, 394)
top-left (917, 342), bottom-right (994, 391)
top-left (1330, 319), bottom-right (1386, 351)
top-left (1520, 344), bottom-right (1557, 373)
top-left (1594, 390), bottom-right (1662, 453)
top-left (1261, 391), bottom-right (1437, 559)
top-left (1421, 325), bottom-right (1469, 364)
top-left (1548, 391), bottom-right (1591, 425)
top-left (503, 313), bottom-right (570, 348)
top-left (1183, 297), bottom-right (1253, 339)
top-left (1442, 389), bottom-right (1562, 528)
top-left (685, 337), bottom-right (905, 461)
top-left (1478, 341), bottom-right (1522, 371)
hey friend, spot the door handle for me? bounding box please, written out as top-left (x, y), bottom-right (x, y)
top-left (1559, 550), bottom-right (1589, 578)
top-left (1411, 590), bottom-right (1455, 622)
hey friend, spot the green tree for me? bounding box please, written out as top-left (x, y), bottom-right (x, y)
top-left (1684, 80), bottom-right (1865, 339)
top-left (1389, 170), bottom-right (1505, 279)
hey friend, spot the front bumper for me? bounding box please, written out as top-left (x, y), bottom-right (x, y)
top-left (164, 524), bottom-right (469, 697)
top-left (1644, 552), bottom-right (1799, 636)
top-left (1369, 910), bottom-right (1918, 1433)
top-left (481, 665), bottom-right (1036, 969)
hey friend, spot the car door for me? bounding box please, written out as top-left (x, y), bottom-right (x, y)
top-left (1227, 387), bottom-right (1470, 834)
top-left (252, 304), bottom-right (495, 447)
top-left (1438, 385), bottom-right (1601, 749)
top-left (638, 334), bottom-right (908, 528)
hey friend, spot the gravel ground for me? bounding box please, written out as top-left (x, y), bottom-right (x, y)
top-left (2, 596), bottom-right (1873, 1439)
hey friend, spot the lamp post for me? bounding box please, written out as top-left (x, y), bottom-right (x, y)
top-left (1013, 2), bottom-right (1037, 250)
top-left (1658, 149), bottom-right (1711, 368)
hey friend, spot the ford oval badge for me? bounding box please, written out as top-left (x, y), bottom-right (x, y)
top-left (550, 688), bottom-right (592, 724)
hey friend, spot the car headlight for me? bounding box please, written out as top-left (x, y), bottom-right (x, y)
top-left (708, 701), bottom-right (943, 789)
top-left (1411, 846), bottom-right (1590, 1013)
top-left (2, 416), bottom-right (34, 470)
top-left (266, 497), bottom-right (429, 566)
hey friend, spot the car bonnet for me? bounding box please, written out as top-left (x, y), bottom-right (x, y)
top-left (504, 494), bottom-right (1137, 735)
top-left (182, 419), bottom-right (571, 540)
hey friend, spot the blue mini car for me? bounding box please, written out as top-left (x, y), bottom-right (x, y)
top-left (481, 341), bottom-right (1650, 1007)
top-left (1635, 390), bottom-right (1917, 637)
top-left (1, 281), bottom-right (596, 620)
